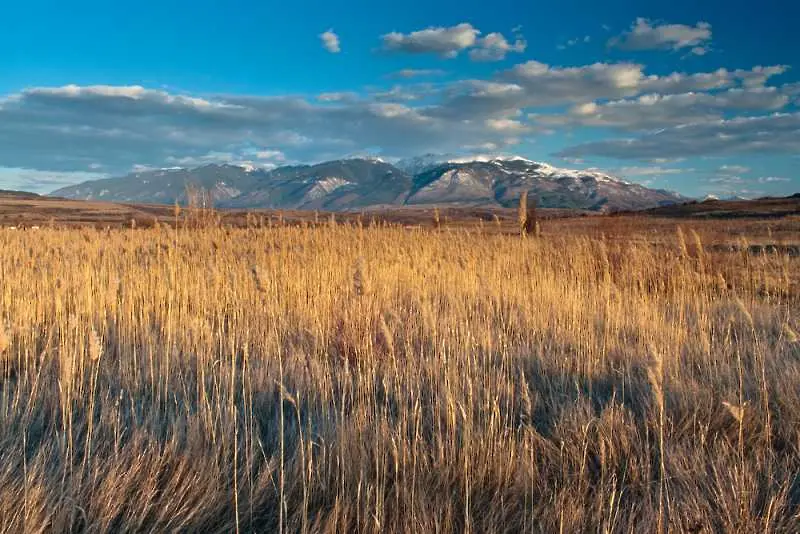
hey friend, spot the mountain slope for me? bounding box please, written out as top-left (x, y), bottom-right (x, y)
top-left (408, 159), bottom-right (684, 210)
top-left (51, 156), bottom-right (686, 211)
top-left (51, 164), bottom-right (264, 204)
top-left (224, 159), bottom-right (413, 210)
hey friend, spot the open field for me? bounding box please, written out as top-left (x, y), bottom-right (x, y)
top-left (2, 191), bottom-right (798, 231)
top-left (1, 213), bottom-right (799, 532)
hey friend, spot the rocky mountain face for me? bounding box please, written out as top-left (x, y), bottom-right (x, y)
top-left (51, 156), bottom-right (687, 211)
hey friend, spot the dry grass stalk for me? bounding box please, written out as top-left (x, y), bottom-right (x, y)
top-left (251, 265), bottom-right (268, 294)
top-left (0, 324), bottom-right (10, 377)
top-left (647, 349), bottom-right (667, 534)
top-left (722, 400), bottom-right (747, 423)
top-left (518, 191), bottom-right (529, 237)
top-left (782, 323), bottom-right (798, 343)
top-left (0, 325), bottom-right (8, 355)
top-left (518, 191), bottom-right (539, 237)
top-left (353, 256), bottom-right (367, 297)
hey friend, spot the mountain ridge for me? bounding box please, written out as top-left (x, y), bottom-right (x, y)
top-left (51, 156), bottom-right (688, 212)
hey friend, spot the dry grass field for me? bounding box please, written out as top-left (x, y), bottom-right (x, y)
top-left (1, 213), bottom-right (799, 532)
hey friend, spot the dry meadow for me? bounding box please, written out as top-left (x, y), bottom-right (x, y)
top-left (0, 216), bottom-right (798, 532)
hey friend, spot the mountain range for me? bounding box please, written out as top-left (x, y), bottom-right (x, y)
top-left (51, 155), bottom-right (687, 212)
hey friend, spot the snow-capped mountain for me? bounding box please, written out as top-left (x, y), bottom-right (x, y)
top-left (396, 154), bottom-right (544, 176)
top-left (51, 156), bottom-right (687, 211)
top-left (407, 159), bottom-right (681, 210)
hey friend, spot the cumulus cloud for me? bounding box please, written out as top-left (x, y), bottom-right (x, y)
top-left (369, 85), bottom-right (429, 102)
top-left (485, 118), bottom-right (528, 133)
top-left (558, 113), bottom-right (800, 160)
top-left (382, 23), bottom-right (479, 58)
top-left (320, 30), bottom-right (341, 53)
top-left (507, 61), bottom-right (645, 104)
top-left (534, 87), bottom-right (791, 130)
top-left (469, 33), bottom-right (527, 61)
top-left (164, 148), bottom-right (287, 170)
top-left (609, 18), bottom-right (712, 53)
top-left (381, 23), bottom-right (525, 61)
top-left (489, 61), bottom-right (785, 112)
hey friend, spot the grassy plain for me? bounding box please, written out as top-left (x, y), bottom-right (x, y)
top-left (0, 213), bottom-right (798, 532)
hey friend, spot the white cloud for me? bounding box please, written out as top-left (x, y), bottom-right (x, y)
top-left (533, 87), bottom-right (791, 130)
top-left (367, 103), bottom-right (428, 120)
top-left (609, 18), bottom-right (712, 53)
top-left (320, 29), bottom-right (341, 53)
top-left (317, 92), bottom-right (359, 102)
top-left (253, 150), bottom-right (285, 161)
top-left (558, 35), bottom-right (591, 50)
top-left (388, 69), bottom-right (446, 79)
top-left (469, 33), bottom-right (527, 61)
top-left (613, 166), bottom-right (686, 177)
top-left (708, 175), bottom-right (745, 184)
top-left (757, 176), bottom-right (791, 183)
top-left (165, 148), bottom-right (286, 170)
top-left (502, 61), bottom-right (782, 108)
top-left (382, 23), bottom-right (524, 61)
top-left (485, 118), bottom-right (527, 133)
top-left (505, 61), bottom-right (644, 104)
top-left (0, 167), bottom-right (108, 193)
top-left (558, 113), bottom-right (800, 160)
top-left (382, 23), bottom-right (479, 58)
top-left (24, 84), bottom-right (237, 110)
top-left (719, 164), bottom-right (750, 174)
top-left (369, 85), bottom-right (427, 102)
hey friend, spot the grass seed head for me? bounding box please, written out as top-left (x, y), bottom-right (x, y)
top-left (353, 256), bottom-right (368, 297)
top-left (783, 323), bottom-right (799, 344)
top-left (722, 401), bottom-right (747, 423)
top-left (89, 328), bottom-right (103, 361)
top-left (0, 325), bottom-right (8, 355)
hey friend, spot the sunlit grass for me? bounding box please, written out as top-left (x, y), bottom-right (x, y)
top-left (0, 220), bottom-right (798, 532)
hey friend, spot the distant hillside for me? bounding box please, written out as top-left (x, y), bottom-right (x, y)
top-left (631, 194), bottom-right (800, 218)
top-left (0, 189), bottom-right (42, 200)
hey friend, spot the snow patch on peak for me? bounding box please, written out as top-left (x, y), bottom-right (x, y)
top-left (303, 177), bottom-right (352, 201)
top-left (529, 163), bottom-right (629, 185)
top-left (212, 181), bottom-right (242, 199)
top-left (493, 155), bottom-right (536, 164)
top-left (342, 156), bottom-right (386, 164)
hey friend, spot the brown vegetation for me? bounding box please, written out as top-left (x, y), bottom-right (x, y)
top-left (0, 213), bottom-right (798, 532)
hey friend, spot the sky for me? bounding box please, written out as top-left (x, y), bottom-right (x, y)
top-left (0, 0), bottom-right (798, 198)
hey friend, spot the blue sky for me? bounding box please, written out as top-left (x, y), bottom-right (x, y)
top-left (1, 0), bottom-right (798, 197)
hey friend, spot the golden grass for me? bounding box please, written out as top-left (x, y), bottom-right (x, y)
top-left (0, 221), bottom-right (798, 533)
